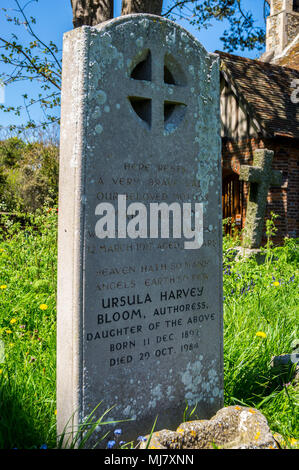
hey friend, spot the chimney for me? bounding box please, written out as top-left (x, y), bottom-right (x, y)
top-left (266, 0), bottom-right (299, 56)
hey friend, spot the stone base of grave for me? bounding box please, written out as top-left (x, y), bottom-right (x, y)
top-left (139, 406), bottom-right (280, 449)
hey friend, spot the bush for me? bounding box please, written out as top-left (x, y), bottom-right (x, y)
top-left (0, 137), bottom-right (59, 213)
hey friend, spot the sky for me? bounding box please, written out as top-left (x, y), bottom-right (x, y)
top-left (0, 0), bottom-right (267, 131)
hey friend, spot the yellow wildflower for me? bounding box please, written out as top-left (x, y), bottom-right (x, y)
top-left (10, 318), bottom-right (17, 325)
top-left (254, 431), bottom-right (261, 440)
top-left (0, 285), bottom-right (7, 290)
top-left (5, 330), bottom-right (12, 334)
top-left (0, 369), bottom-right (2, 374)
top-left (39, 304), bottom-right (48, 311)
top-left (273, 281), bottom-right (280, 287)
top-left (256, 331), bottom-right (267, 339)
top-left (54, 409), bottom-right (57, 415)
top-left (0, 249), bottom-right (4, 252)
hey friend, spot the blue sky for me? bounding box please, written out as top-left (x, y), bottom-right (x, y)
top-left (0, 0), bottom-right (267, 130)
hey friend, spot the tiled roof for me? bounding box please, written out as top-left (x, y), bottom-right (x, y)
top-left (216, 51), bottom-right (299, 139)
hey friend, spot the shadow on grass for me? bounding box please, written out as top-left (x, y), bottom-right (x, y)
top-left (225, 360), bottom-right (298, 408)
top-left (0, 382), bottom-right (55, 449)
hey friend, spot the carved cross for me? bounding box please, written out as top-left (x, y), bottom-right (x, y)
top-left (239, 149), bottom-right (282, 248)
top-left (127, 48), bottom-right (187, 134)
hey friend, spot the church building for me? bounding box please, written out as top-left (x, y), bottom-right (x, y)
top-left (218, 0), bottom-right (299, 244)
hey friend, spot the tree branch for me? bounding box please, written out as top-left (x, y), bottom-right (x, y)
top-left (162, 0), bottom-right (191, 17)
top-left (15, 0), bottom-right (62, 72)
top-left (0, 37), bottom-right (61, 90)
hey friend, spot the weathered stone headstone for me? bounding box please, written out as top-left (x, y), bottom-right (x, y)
top-left (239, 149), bottom-right (282, 248)
top-left (57, 14), bottom-right (222, 446)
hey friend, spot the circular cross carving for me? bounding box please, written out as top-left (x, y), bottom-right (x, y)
top-left (128, 49), bottom-right (187, 134)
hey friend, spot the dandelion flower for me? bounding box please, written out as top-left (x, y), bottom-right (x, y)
top-left (39, 304), bottom-right (48, 311)
top-left (54, 409), bottom-right (57, 415)
top-left (273, 281), bottom-right (280, 287)
top-left (5, 330), bottom-right (12, 334)
top-left (10, 318), bottom-right (17, 325)
top-left (0, 285), bottom-right (7, 290)
top-left (256, 331), bottom-right (267, 339)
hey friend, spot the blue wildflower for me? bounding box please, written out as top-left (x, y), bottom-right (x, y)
top-left (40, 444), bottom-right (48, 449)
top-left (107, 440), bottom-right (116, 449)
top-left (114, 428), bottom-right (122, 436)
top-left (137, 436), bottom-right (147, 442)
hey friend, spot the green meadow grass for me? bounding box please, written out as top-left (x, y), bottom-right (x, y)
top-left (0, 210), bottom-right (57, 448)
top-left (0, 209), bottom-right (298, 449)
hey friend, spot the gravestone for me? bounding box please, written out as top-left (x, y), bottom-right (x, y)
top-left (239, 149), bottom-right (282, 248)
top-left (57, 14), bottom-right (222, 446)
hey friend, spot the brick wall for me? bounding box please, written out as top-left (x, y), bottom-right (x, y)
top-left (222, 136), bottom-right (299, 245)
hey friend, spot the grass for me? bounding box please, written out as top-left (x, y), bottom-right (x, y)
top-left (0, 208), bottom-right (298, 449)
top-left (0, 209), bottom-right (57, 448)
top-left (222, 234), bottom-right (298, 446)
